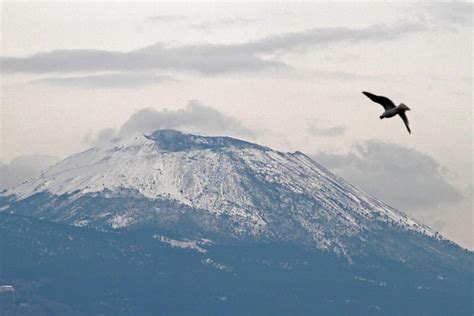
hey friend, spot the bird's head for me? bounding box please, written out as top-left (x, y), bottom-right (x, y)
top-left (399, 103), bottom-right (411, 111)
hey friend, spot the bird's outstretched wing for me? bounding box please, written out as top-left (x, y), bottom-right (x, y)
top-left (398, 112), bottom-right (411, 134)
top-left (362, 91), bottom-right (396, 110)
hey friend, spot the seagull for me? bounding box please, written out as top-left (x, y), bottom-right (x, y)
top-left (362, 91), bottom-right (411, 134)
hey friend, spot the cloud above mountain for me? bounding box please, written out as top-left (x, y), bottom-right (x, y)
top-left (314, 140), bottom-right (463, 212)
top-left (29, 72), bottom-right (173, 89)
top-left (1, 23), bottom-right (424, 77)
top-left (86, 101), bottom-right (255, 146)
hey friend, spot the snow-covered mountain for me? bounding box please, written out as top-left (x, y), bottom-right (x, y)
top-left (4, 129), bottom-right (438, 255)
top-left (1, 129), bottom-right (472, 315)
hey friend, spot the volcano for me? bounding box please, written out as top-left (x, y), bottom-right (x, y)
top-left (1, 130), bottom-right (472, 315)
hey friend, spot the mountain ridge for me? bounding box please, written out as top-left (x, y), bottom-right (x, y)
top-left (1, 130), bottom-right (448, 256)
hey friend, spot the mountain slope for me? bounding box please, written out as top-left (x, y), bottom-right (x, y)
top-left (1, 129), bottom-right (472, 315)
top-left (1, 213), bottom-right (472, 315)
top-left (4, 130), bottom-right (438, 256)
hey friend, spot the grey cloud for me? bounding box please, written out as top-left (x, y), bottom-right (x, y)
top-left (119, 100), bottom-right (254, 137)
top-left (86, 101), bottom-right (255, 146)
top-left (29, 72), bottom-right (173, 89)
top-left (313, 140), bottom-right (463, 212)
top-left (1, 23), bottom-right (424, 75)
top-left (237, 23), bottom-right (425, 54)
top-left (307, 120), bottom-right (346, 137)
top-left (423, 2), bottom-right (473, 26)
top-left (83, 128), bottom-right (117, 147)
top-left (0, 44), bottom-right (284, 75)
top-left (95, 128), bottom-right (117, 144)
top-left (0, 155), bottom-right (60, 190)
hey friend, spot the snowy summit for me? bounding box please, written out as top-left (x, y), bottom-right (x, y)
top-left (3, 129), bottom-right (439, 257)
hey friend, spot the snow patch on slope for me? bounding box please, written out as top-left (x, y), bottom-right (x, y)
top-left (153, 235), bottom-right (212, 254)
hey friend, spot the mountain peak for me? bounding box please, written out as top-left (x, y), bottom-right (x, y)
top-left (2, 129), bottom-right (441, 257)
top-left (143, 129), bottom-right (267, 152)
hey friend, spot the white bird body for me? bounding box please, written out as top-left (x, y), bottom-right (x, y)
top-left (381, 107), bottom-right (400, 118)
top-left (381, 103), bottom-right (410, 119)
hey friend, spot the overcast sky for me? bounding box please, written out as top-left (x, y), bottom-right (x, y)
top-left (0, 1), bottom-right (472, 249)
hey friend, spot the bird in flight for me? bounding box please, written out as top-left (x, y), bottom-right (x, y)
top-left (362, 91), bottom-right (411, 134)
